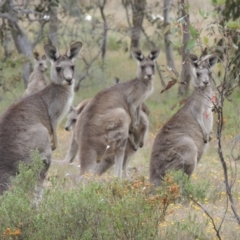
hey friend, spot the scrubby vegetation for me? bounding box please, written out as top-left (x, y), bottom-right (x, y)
top-left (0, 0), bottom-right (240, 239)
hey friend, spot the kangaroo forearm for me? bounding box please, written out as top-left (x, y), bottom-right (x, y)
top-left (128, 134), bottom-right (137, 151)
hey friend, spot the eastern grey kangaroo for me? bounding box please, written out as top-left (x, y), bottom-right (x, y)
top-left (0, 41), bottom-right (82, 194)
top-left (64, 98), bottom-right (92, 163)
top-left (149, 54), bottom-right (218, 186)
top-left (64, 99), bottom-right (149, 178)
top-left (95, 103), bottom-right (150, 178)
top-left (24, 52), bottom-right (49, 96)
top-left (76, 48), bottom-right (160, 178)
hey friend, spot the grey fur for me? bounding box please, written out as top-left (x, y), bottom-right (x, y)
top-left (149, 54), bottom-right (218, 186)
top-left (64, 98), bottom-right (92, 163)
top-left (76, 48), bottom-right (160, 178)
top-left (64, 99), bottom-right (149, 178)
top-left (0, 42), bottom-right (82, 194)
top-left (24, 52), bottom-right (49, 96)
top-left (95, 103), bottom-right (150, 178)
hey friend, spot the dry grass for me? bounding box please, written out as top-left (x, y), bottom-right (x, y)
top-left (0, 0), bottom-right (240, 239)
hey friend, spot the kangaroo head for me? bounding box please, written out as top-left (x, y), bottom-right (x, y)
top-left (131, 48), bottom-right (160, 81)
top-left (65, 106), bottom-right (78, 131)
top-left (44, 42), bottom-right (82, 86)
top-left (189, 54), bottom-right (218, 88)
top-left (33, 52), bottom-right (48, 72)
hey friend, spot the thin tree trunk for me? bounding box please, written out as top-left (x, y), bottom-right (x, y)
top-left (8, 20), bottom-right (33, 88)
top-left (48, 1), bottom-right (58, 47)
top-left (130, 0), bottom-right (146, 50)
top-left (178, 0), bottom-right (191, 96)
top-left (163, 0), bottom-right (176, 71)
top-left (2, 19), bottom-right (12, 58)
top-left (3, 30), bottom-right (11, 58)
top-left (99, 0), bottom-right (108, 62)
top-left (1, 0), bottom-right (48, 88)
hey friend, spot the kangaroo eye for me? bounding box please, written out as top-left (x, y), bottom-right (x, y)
top-left (141, 66), bottom-right (145, 71)
top-left (39, 63), bottom-right (43, 66)
top-left (72, 119), bottom-right (77, 123)
top-left (71, 65), bottom-right (75, 71)
top-left (56, 67), bottom-right (61, 73)
top-left (196, 72), bottom-right (201, 77)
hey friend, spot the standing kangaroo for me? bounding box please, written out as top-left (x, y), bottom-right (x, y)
top-left (149, 54), bottom-right (218, 186)
top-left (64, 98), bottom-right (92, 163)
top-left (24, 52), bottom-right (49, 96)
top-left (76, 48), bottom-right (160, 178)
top-left (64, 98), bottom-right (150, 178)
top-left (95, 103), bottom-right (150, 178)
top-left (0, 42), bottom-right (82, 194)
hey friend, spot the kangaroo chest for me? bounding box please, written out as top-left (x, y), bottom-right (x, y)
top-left (203, 93), bottom-right (216, 132)
top-left (58, 85), bottom-right (74, 123)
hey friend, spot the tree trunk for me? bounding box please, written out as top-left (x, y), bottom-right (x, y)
top-left (2, 19), bottom-right (12, 58)
top-left (8, 20), bottom-right (33, 88)
top-left (99, 0), bottom-right (108, 62)
top-left (1, 0), bottom-right (48, 88)
top-left (178, 0), bottom-right (191, 96)
top-left (48, 1), bottom-right (59, 47)
top-left (163, 0), bottom-right (176, 71)
top-left (3, 30), bottom-right (12, 58)
top-left (130, 0), bottom-right (146, 50)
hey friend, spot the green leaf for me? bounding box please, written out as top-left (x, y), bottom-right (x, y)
top-left (199, 9), bottom-right (208, 19)
top-left (186, 39), bottom-right (195, 50)
top-left (185, 3), bottom-right (190, 12)
top-left (211, 0), bottom-right (225, 4)
top-left (170, 40), bottom-right (182, 48)
top-left (189, 25), bottom-right (200, 39)
top-left (226, 21), bottom-right (239, 28)
top-left (203, 36), bottom-right (209, 44)
top-left (163, 25), bottom-right (171, 35)
top-left (217, 0), bottom-right (225, 5)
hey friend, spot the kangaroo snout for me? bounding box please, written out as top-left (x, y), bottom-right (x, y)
top-left (147, 74), bottom-right (152, 79)
top-left (65, 78), bottom-right (73, 85)
top-left (203, 80), bottom-right (209, 86)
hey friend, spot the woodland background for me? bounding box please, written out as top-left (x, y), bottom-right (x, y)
top-left (0, 0), bottom-right (240, 239)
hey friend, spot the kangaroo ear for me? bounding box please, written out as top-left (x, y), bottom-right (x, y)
top-left (131, 48), bottom-right (144, 62)
top-left (148, 49), bottom-right (160, 61)
top-left (66, 41), bottom-right (83, 61)
top-left (198, 54), bottom-right (218, 68)
top-left (33, 52), bottom-right (40, 61)
top-left (44, 44), bottom-right (60, 63)
top-left (189, 54), bottom-right (199, 68)
top-left (208, 55), bottom-right (218, 68)
top-left (77, 105), bottom-right (86, 115)
top-left (42, 54), bottom-right (46, 60)
top-left (69, 106), bottom-right (75, 113)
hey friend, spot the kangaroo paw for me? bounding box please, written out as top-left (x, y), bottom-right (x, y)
top-left (203, 137), bottom-right (208, 144)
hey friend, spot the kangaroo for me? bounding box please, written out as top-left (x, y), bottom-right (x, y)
top-left (63, 98), bottom-right (149, 178)
top-left (0, 41), bottom-right (82, 194)
top-left (95, 103), bottom-right (150, 178)
top-left (24, 52), bottom-right (49, 96)
top-left (63, 98), bottom-right (92, 163)
top-left (149, 54), bottom-right (218, 187)
top-left (76, 48), bottom-right (160, 178)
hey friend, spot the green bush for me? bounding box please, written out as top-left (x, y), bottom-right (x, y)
top-left (0, 164), bottom-right (182, 240)
top-left (168, 170), bottom-right (211, 203)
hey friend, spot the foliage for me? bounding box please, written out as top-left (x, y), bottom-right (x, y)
top-left (0, 1), bottom-right (240, 240)
top-left (0, 55), bottom-right (24, 105)
top-left (169, 170), bottom-right (211, 203)
top-left (0, 162), bottom-right (180, 240)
